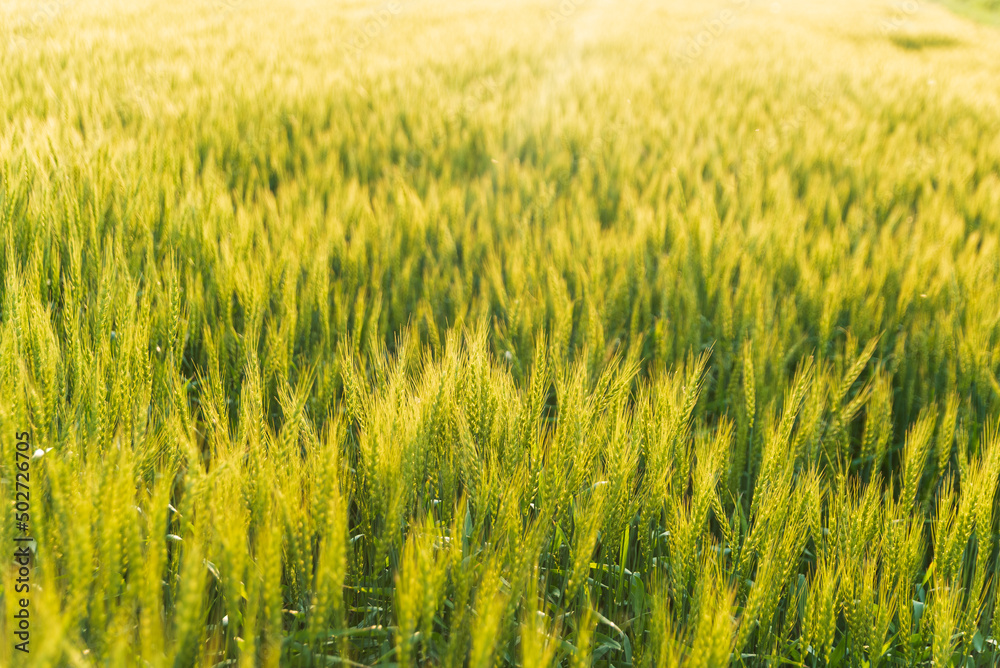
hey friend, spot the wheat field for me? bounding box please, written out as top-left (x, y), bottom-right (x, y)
top-left (2, 0), bottom-right (1000, 665)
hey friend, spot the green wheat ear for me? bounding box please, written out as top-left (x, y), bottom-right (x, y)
top-left (743, 340), bottom-right (755, 433)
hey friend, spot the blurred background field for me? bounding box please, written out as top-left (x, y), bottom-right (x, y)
top-left (2, 0), bottom-right (1000, 665)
